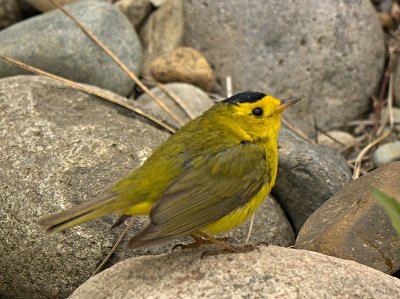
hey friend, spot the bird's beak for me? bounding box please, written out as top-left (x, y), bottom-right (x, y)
top-left (279, 97), bottom-right (302, 112)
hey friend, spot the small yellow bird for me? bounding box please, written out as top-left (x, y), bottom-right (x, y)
top-left (38, 92), bottom-right (300, 251)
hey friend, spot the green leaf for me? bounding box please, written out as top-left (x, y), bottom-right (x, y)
top-left (371, 187), bottom-right (400, 238)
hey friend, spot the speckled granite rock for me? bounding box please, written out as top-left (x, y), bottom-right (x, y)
top-left (70, 246), bottom-right (400, 298)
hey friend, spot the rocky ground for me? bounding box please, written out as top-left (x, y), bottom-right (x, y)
top-left (0, 0), bottom-right (399, 298)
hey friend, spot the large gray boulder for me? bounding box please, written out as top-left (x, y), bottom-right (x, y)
top-left (70, 246), bottom-right (400, 298)
top-left (0, 75), bottom-right (168, 298)
top-left (0, 0), bottom-right (141, 96)
top-left (184, 0), bottom-right (385, 136)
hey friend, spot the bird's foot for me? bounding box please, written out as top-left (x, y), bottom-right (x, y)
top-left (201, 243), bottom-right (261, 259)
top-left (172, 234), bottom-right (236, 251)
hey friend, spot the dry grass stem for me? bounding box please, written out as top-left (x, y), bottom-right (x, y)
top-left (245, 213), bottom-right (255, 245)
top-left (338, 134), bottom-right (369, 154)
top-left (281, 117), bottom-right (314, 144)
top-left (353, 72), bottom-right (394, 179)
top-left (144, 77), bottom-right (196, 120)
top-left (0, 54), bottom-right (176, 133)
top-left (344, 119), bottom-right (400, 127)
top-left (226, 76), bottom-right (232, 98)
top-left (315, 126), bottom-right (346, 147)
top-left (49, 0), bottom-right (185, 127)
top-left (91, 216), bottom-right (138, 277)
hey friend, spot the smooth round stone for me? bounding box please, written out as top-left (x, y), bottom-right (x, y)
top-left (317, 130), bottom-right (355, 150)
top-left (296, 162), bottom-right (400, 275)
top-left (273, 124), bottom-right (352, 232)
top-left (374, 141), bottom-right (400, 167)
top-left (0, 0), bottom-right (141, 96)
top-left (151, 47), bottom-right (216, 92)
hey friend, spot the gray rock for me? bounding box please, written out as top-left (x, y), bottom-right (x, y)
top-left (0, 75), bottom-right (170, 299)
top-left (23, 0), bottom-right (84, 12)
top-left (0, 0), bottom-right (141, 96)
top-left (139, 0), bottom-right (184, 78)
top-left (272, 124), bottom-right (352, 232)
top-left (295, 162), bottom-right (400, 275)
top-left (135, 82), bottom-right (214, 127)
top-left (70, 246), bottom-right (400, 298)
top-left (184, 0), bottom-right (385, 136)
top-left (115, 0), bottom-right (152, 29)
top-left (0, 0), bottom-right (21, 29)
top-left (374, 141), bottom-right (400, 167)
top-left (224, 195), bottom-right (295, 246)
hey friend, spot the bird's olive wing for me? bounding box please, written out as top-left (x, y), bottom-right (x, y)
top-left (128, 142), bottom-right (270, 248)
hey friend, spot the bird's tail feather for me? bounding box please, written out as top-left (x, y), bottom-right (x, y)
top-left (38, 193), bottom-right (131, 233)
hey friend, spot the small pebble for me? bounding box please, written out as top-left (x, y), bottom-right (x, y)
top-left (151, 47), bottom-right (216, 92)
top-left (317, 130), bottom-right (354, 150)
top-left (374, 141), bottom-right (400, 167)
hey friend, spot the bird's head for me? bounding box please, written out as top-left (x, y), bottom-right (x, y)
top-left (219, 91), bottom-right (301, 142)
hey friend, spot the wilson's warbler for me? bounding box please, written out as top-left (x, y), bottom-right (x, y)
top-left (38, 92), bottom-right (300, 250)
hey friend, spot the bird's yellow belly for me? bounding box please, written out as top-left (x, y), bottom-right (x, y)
top-left (200, 184), bottom-right (270, 235)
top-left (121, 201), bottom-right (153, 215)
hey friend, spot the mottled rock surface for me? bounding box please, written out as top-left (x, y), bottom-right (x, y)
top-left (115, 0), bottom-right (152, 29)
top-left (0, 0), bottom-right (20, 29)
top-left (184, 0), bottom-right (385, 136)
top-left (0, 75), bottom-right (169, 298)
top-left (70, 246), bottom-right (400, 298)
top-left (296, 162), bottom-right (400, 275)
top-left (273, 124), bottom-right (352, 232)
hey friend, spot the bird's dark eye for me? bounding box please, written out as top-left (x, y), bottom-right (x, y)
top-left (252, 107), bottom-right (263, 116)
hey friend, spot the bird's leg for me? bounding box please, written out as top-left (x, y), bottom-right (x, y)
top-left (172, 233), bottom-right (210, 251)
top-left (172, 233), bottom-right (236, 251)
top-left (195, 231), bottom-right (261, 258)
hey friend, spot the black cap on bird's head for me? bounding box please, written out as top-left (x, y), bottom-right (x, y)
top-left (223, 91), bottom-right (301, 113)
top-left (223, 92), bottom-right (267, 105)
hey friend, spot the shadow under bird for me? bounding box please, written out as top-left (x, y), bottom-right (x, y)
top-left (38, 91), bottom-right (301, 252)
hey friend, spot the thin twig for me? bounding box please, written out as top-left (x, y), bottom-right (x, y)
top-left (313, 116), bottom-right (318, 144)
top-left (353, 73), bottom-right (394, 179)
top-left (226, 76), bottom-right (232, 98)
top-left (48, 0), bottom-right (185, 127)
top-left (338, 133), bottom-right (368, 153)
top-left (372, 51), bottom-right (395, 142)
top-left (315, 126), bottom-right (346, 147)
top-left (245, 213), bottom-right (255, 245)
top-left (91, 216), bottom-right (138, 277)
top-left (144, 77), bottom-right (196, 120)
top-left (281, 117), bottom-right (314, 144)
top-left (0, 54), bottom-right (176, 133)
